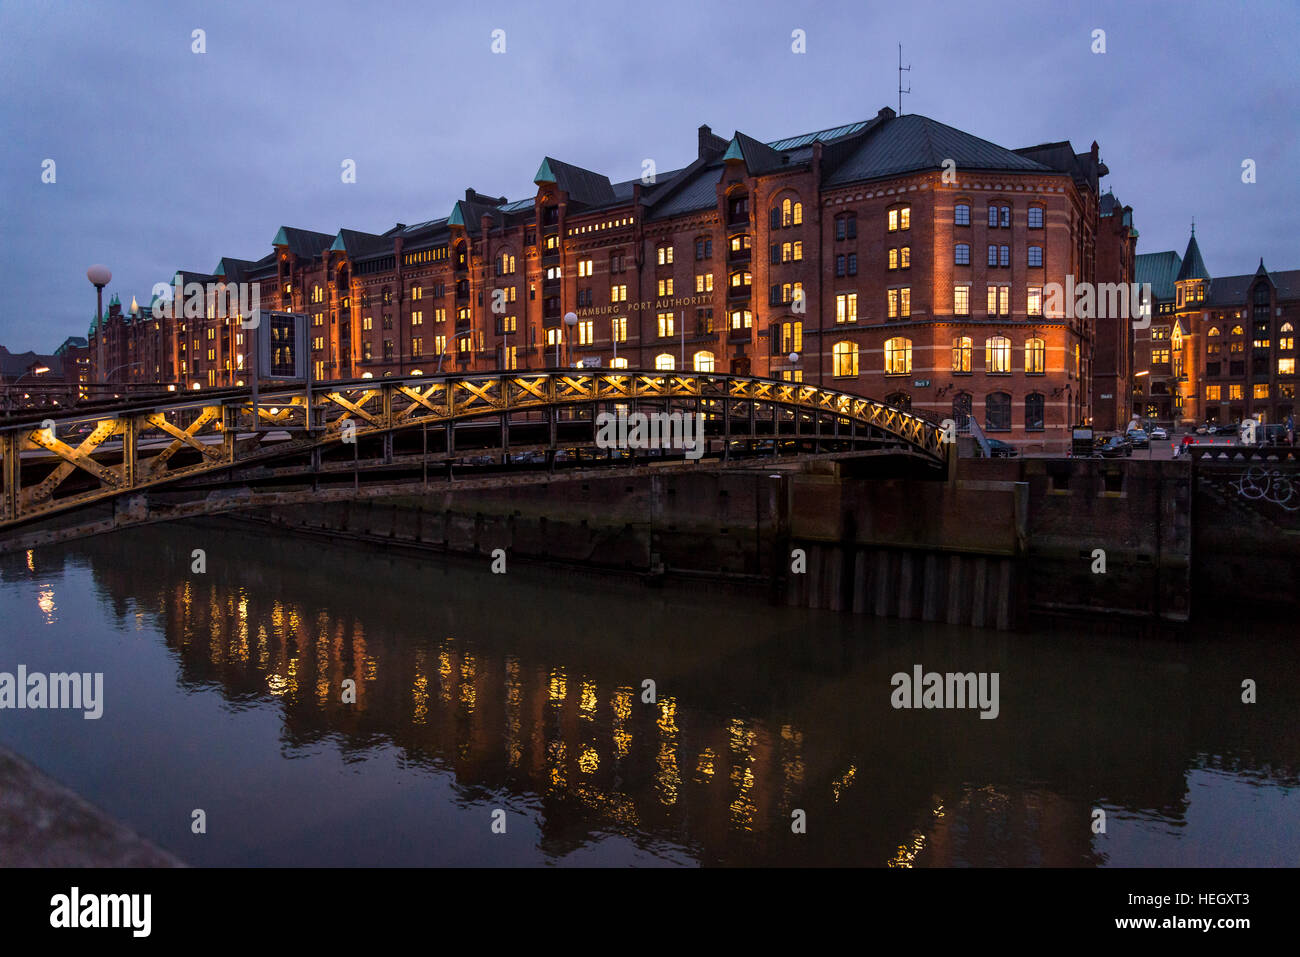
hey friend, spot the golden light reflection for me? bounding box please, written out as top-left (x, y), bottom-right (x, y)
top-left (438, 651), bottom-right (453, 702)
top-left (549, 669), bottom-right (567, 703)
top-left (695, 748), bottom-right (716, 781)
top-left (831, 765), bottom-right (857, 804)
top-left (579, 680), bottom-right (598, 719)
top-left (459, 655), bottom-right (477, 713)
top-left (612, 686), bottom-right (633, 759)
top-left (37, 587), bottom-right (56, 622)
top-left (505, 656), bottom-right (522, 767)
top-left (412, 673), bottom-right (429, 724)
top-left (267, 673), bottom-right (288, 696)
top-left (25, 550), bottom-right (35, 572)
top-left (578, 745), bottom-right (600, 774)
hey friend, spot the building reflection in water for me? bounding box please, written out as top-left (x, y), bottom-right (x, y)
top-left (7, 524), bottom-right (1299, 867)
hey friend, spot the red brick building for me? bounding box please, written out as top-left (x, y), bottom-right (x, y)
top-left (1136, 229), bottom-right (1298, 428)
top-left (91, 107), bottom-right (1129, 451)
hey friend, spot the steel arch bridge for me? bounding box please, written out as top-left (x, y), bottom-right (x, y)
top-left (0, 370), bottom-right (946, 544)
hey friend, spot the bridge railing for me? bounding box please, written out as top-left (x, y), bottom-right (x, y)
top-left (1, 371), bottom-right (944, 530)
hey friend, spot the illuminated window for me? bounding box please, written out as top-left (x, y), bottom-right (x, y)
top-left (1254, 383), bottom-right (1270, 399)
top-left (837, 293), bottom-right (858, 323)
top-left (985, 336), bottom-right (1011, 373)
top-left (503, 345), bottom-right (517, 370)
top-left (696, 273), bottom-right (714, 293)
top-left (658, 278), bottom-right (674, 296)
top-left (1231, 324), bottom-right (1244, 336)
top-left (412, 310), bottom-right (423, 325)
top-left (411, 336), bottom-right (423, 357)
top-left (900, 246), bottom-right (911, 268)
top-left (887, 206), bottom-right (910, 231)
top-left (833, 341), bottom-right (859, 377)
top-left (546, 328), bottom-right (562, 347)
top-left (954, 285), bottom-right (970, 316)
top-left (729, 309), bottom-right (752, 329)
top-left (1281, 358), bottom-right (1297, 375)
top-left (1229, 384), bottom-right (1243, 400)
top-left (610, 357), bottom-right (628, 369)
top-left (411, 285), bottom-right (423, 300)
top-left (657, 312), bottom-right (674, 337)
top-left (1205, 386), bottom-right (1221, 401)
top-left (889, 248), bottom-right (899, 270)
top-left (900, 287), bottom-right (911, 318)
top-left (612, 316), bottom-right (627, 342)
top-left (1152, 348), bottom-right (1171, 364)
top-left (611, 284), bottom-right (628, 302)
top-left (1028, 286), bottom-right (1043, 316)
top-left (1280, 322), bottom-right (1294, 350)
top-left (434, 335), bottom-right (446, 355)
top-left (952, 336), bottom-right (972, 373)
top-left (730, 270), bottom-right (752, 289)
top-left (657, 244), bottom-right (674, 265)
top-left (577, 259), bottom-right (593, 277)
top-left (778, 321), bottom-right (803, 353)
top-left (999, 286), bottom-right (1009, 317)
top-left (693, 350), bottom-right (715, 372)
top-left (578, 320), bottom-right (594, 345)
top-left (1025, 337), bottom-right (1045, 374)
top-left (884, 337), bottom-right (912, 375)
top-left (655, 353), bottom-right (675, 371)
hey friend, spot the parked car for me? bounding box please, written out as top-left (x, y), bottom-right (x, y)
top-left (976, 438), bottom-right (1019, 458)
top-left (1214, 423), bottom-right (1238, 436)
top-left (1149, 426), bottom-right (1168, 441)
top-left (1094, 435), bottom-right (1133, 458)
top-left (1126, 429), bottom-right (1150, 448)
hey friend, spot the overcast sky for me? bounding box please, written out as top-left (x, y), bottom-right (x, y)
top-left (1, 0), bottom-right (1296, 352)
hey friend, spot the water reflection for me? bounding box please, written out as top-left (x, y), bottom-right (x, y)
top-left (2, 523), bottom-right (1297, 867)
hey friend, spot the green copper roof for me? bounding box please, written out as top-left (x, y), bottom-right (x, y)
top-left (214, 261), bottom-right (226, 276)
top-left (330, 233), bottom-right (347, 252)
top-left (448, 202), bottom-right (466, 227)
top-left (273, 226), bottom-right (290, 246)
top-left (534, 157), bottom-right (557, 184)
top-left (722, 137), bottom-right (744, 162)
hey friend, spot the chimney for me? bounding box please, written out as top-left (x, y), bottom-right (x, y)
top-left (698, 124), bottom-right (727, 159)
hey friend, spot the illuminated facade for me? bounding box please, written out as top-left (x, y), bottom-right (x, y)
top-left (90, 107), bottom-right (1129, 450)
top-left (1135, 230), bottom-right (1299, 426)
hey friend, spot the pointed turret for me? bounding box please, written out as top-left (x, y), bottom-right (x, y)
top-left (1175, 228), bottom-right (1209, 282)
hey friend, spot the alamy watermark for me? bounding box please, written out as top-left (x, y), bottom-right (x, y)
top-left (1042, 277), bottom-right (1153, 329)
top-left (890, 664), bottom-right (999, 719)
top-left (0, 665), bottom-right (103, 719)
top-left (150, 278), bottom-right (261, 328)
top-left (595, 411), bottom-right (705, 460)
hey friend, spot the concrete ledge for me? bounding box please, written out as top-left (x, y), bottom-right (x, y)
top-left (0, 746), bottom-right (184, 867)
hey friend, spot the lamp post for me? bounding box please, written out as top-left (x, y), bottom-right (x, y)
top-left (562, 311), bottom-right (578, 368)
top-left (86, 265), bottom-right (111, 384)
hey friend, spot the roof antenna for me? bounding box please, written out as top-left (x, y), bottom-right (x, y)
top-left (898, 44), bottom-right (911, 115)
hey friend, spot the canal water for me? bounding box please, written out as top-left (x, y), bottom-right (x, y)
top-left (0, 521), bottom-right (1295, 867)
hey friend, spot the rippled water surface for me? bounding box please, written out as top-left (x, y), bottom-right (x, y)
top-left (0, 523), bottom-right (1295, 866)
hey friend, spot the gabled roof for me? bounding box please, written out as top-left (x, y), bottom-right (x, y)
top-left (533, 157), bottom-right (615, 208)
top-left (214, 257), bottom-right (257, 282)
top-left (1176, 231), bottom-right (1210, 282)
top-left (1209, 269), bottom-right (1300, 306)
top-left (272, 226), bottom-right (335, 259)
top-left (1135, 251), bottom-right (1183, 301)
top-left (330, 228), bottom-right (390, 259)
top-left (723, 131), bottom-right (787, 175)
top-left (824, 113), bottom-right (1051, 187)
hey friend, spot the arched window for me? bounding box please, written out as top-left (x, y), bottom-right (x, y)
top-left (693, 350), bottom-right (715, 372)
top-left (1231, 325), bottom-right (1244, 336)
top-left (884, 336), bottom-right (912, 375)
top-left (955, 243), bottom-right (970, 266)
top-left (954, 203), bottom-right (971, 226)
top-left (885, 392), bottom-right (911, 410)
top-left (952, 392), bottom-right (972, 433)
top-left (833, 341), bottom-right (858, 377)
top-left (986, 392), bottom-right (1012, 431)
top-left (1280, 322), bottom-right (1295, 351)
top-left (655, 353), bottom-right (675, 371)
top-left (1027, 206), bottom-right (1044, 229)
top-left (1025, 393), bottom-right (1045, 431)
top-left (952, 336), bottom-right (972, 373)
top-left (1025, 337), bottom-right (1046, 374)
top-left (1207, 326), bottom-right (1220, 336)
top-left (498, 251), bottom-right (516, 275)
top-left (986, 335), bottom-right (1011, 373)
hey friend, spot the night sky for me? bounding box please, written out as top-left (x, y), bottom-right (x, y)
top-left (2, 0), bottom-right (1296, 351)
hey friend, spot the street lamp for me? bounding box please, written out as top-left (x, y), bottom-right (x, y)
top-left (562, 311), bottom-right (578, 367)
top-left (86, 265), bottom-right (111, 382)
